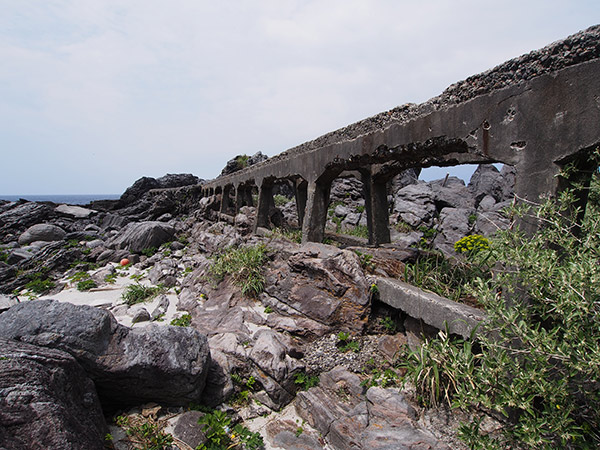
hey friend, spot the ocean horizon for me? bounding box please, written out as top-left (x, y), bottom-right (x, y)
top-left (0, 194), bottom-right (120, 205)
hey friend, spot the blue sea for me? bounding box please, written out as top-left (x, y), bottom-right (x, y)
top-left (0, 194), bottom-right (120, 205)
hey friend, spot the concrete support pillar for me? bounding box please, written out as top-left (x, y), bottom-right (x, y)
top-left (301, 180), bottom-right (331, 244)
top-left (254, 182), bottom-right (274, 231)
top-left (220, 185), bottom-right (233, 214)
top-left (295, 179), bottom-right (308, 230)
top-left (361, 170), bottom-right (391, 246)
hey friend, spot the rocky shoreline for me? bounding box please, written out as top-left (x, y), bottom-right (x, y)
top-left (0, 163), bottom-right (513, 449)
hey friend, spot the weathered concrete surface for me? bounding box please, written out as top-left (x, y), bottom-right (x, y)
top-left (375, 276), bottom-right (485, 338)
top-left (201, 26), bottom-right (600, 244)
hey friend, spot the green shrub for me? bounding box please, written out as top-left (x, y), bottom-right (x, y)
top-left (454, 234), bottom-right (490, 256)
top-left (104, 273), bottom-right (117, 284)
top-left (209, 245), bottom-right (268, 297)
top-left (25, 278), bottom-right (54, 295)
top-left (399, 327), bottom-right (479, 408)
top-left (268, 227), bottom-right (302, 243)
top-left (170, 314), bottom-right (191, 327)
top-left (414, 170), bottom-right (600, 448)
top-left (294, 372), bottom-right (320, 390)
top-left (403, 250), bottom-right (492, 303)
top-left (336, 332), bottom-right (360, 353)
top-left (346, 224), bottom-right (369, 239)
top-left (122, 283), bottom-right (163, 306)
top-left (115, 415), bottom-right (173, 450)
top-left (235, 154), bottom-right (249, 168)
top-left (141, 247), bottom-right (157, 257)
top-left (197, 409), bottom-right (263, 450)
top-left (76, 279), bottom-right (97, 291)
top-left (273, 194), bottom-right (289, 207)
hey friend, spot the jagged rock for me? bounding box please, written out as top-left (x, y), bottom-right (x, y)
top-left (264, 243), bottom-right (370, 335)
top-left (172, 411), bottom-right (207, 449)
top-left (0, 202), bottom-right (55, 239)
top-left (393, 183), bottom-right (436, 228)
top-left (148, 258), bottom-right (179, 286)
top-left (431, 177), bottom-right (475, 209)
top-left (266, 418), bottom-right (325, 450)
top-left (55, 204), bottom-right (96, 218)
top-left (295, 367), bottom-right (448, 450)
top-left (129, 306), bottom-right (151, 324)
top-left (108, 221), bottom-right (175, 254)
top-left (249, 329), bottom-right (303, 407)
top-left (468, 164), bottom-right (508, 204)
top-left (0, 300), bottom-right (210, 409)
top-left (97, 212), bottom-right (129, 230)
top-left (330, 176), bottom-right (363, 201)
top-left (220, 151), bottom-right (268, 176)
top-left (18, 223), bottom-right (66, 245)
top-left (150, 294), bottom-right (170, 320)
top-left (0, 338), bottom-right (107, 450)
top-left (5, 248), bottom-right (33, 265)
top-left (0, 294), bottom-right (17, 312)
top-left (433, 207), bottom-right (476, 256)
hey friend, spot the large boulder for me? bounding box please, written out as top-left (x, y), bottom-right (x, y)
top-left (108, 221), bottom-right (176, 253)
top-left (0, 300), bottom-right (210, 409)
top-left (18, 223), bottom-right (66, 245)
top-left (118, 173), bottom-right (201, 207)
top-left (0, 338), bottom-right (107, 450)
top-left (264, 243), bottom-right (370, 335)
top-left (393, 183), bottom-right (436, 228)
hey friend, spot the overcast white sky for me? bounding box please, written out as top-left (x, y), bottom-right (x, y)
top-left (1, 1), bottom-right (598, 195)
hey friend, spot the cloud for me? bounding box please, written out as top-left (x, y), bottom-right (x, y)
top-left (0, 1), bottom-right (598, 194)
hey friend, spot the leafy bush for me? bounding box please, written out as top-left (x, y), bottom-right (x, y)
top-left (294, 371), bottom-right (320, 390)
top-left (413, 171), bottom-right (600, 448)
top-left (122, 283), bottom-right (163, 306)
top-left (454, 234), bottom-right (490, 255)
top-left (115, 415), bottom-right (173, 450)
top-left (24, 273), bottom-right (54, 295)
top-left (403, 250), bottom-right (492, 304)
top-left (76, 279), bottom-right (97, 291)
top-left (209, 245), bottom-right (268, 297)
top-left (268, 227), bottom-right (302, 243)
top-left (170, 314), bottom-right (191, 327)
top-left (273, 194), bottom-right (290, 207)
top-left (141, 247), bottom-right (158, 257)
top-left (336, 331), bottom-right (360, 353)
top-left (346, 224), bottom-right (369, 239)
top-left (197, 409), bottom-right (263, 450)
top-left (399, 328), bottom-right (479, 408)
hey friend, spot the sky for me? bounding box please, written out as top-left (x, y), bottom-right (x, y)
top-left (1, 1), bottom-right (599, 195)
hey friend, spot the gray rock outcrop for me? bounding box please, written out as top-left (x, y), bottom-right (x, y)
top-left (0, 338), bottom-right (107, 450)
top-left (295, 366), bottom-right (448, 449)
top-left (0, 300), bottom-right (210, 409)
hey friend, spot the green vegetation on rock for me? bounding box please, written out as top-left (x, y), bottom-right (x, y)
top-left (208, 244), bottom-right (268, 297)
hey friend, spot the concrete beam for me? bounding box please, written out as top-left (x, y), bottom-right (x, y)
top-left (375, 276), bottom-right (485, 338)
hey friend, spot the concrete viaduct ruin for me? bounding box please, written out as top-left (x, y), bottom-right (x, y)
top-left (201, 26), bottom-right (600, 245)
